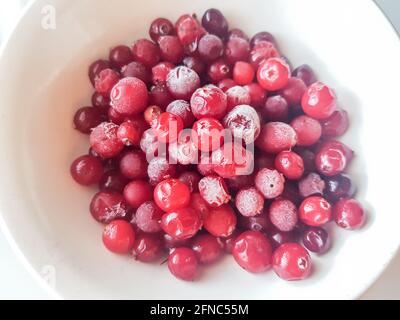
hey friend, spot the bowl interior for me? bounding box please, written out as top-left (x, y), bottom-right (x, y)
top-left (1, 0), bottom-right (400, 299)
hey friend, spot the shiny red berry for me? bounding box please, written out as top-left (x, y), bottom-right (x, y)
top-left (168, 247), bottom-right (198, 281)
top-left (154, 179), bottom-right (191, 212)
top-left (301, 82), bottom-right (337, 120)
top-left (333, 198), bottom-right (365, 230)
top-left (257, 58), bottom-right (290, 91)
top-left (102, 220), bottom-right (136, 254)
top-left (299, 196), bottom-right (332, 227)
top-left (161, 207), bottom-right (202, 240)
top-left (203, 205), bottom-right (237, 237)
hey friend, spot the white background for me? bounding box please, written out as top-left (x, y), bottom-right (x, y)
top-left (0, 0), bottom-right (399, 299)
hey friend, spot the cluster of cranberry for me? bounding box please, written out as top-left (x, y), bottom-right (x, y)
top-left (70, 8), bottom-right (365, 282)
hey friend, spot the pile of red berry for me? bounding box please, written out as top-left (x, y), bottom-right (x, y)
top-left (70, 8), bottom-right (366, 282)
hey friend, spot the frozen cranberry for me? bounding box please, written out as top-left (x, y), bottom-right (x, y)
top-left (207, 58), bottom-right (232, 83)
top-left (109, 45), bottom-right (133, 69)
top-left (280, 77), bottom-right (307, 106)
top-left (225, 86), bottom-right (252, 111)
top-left (149, 82), bottom-right (174, 108)
top-left (249, 41), bottom-right (279, 69)
top-left (302, 82), bottom-right (337, 120)
top-left (73, 107), bottom-right (103, 134)
top-left (116, 121), bottom-right (140, 146)
top-left (121, 61), bottom-right (150, 83)
top-left (144, 105), bottom-right (162, 126)
top-left (95, 69), bottom-right (120, 96)
top-left (140, 128), bottom-right (160, 159)
top-left (192, 234), bottom-right (223, 264)
top-left (107, 107), bottom-right (125, 125)
top-left (92, 92), bottom-right (110, 114)
top-left (256, 122), bottom-right (297, 154)
top-left (291, 115), bottom-right (322, 146)
top-left (275, 151), bottom-right (304, 180)
top-left (250, 32), bottom-right (276, 47)
top-left (147, 157), bottom-right (177, 186)
top-left (132, 232), bottom-right (163, 262)
top-left (235, 187), bottom-right (264, 217)
top-left (99, 169), bottom-right (129, 193)
top-left (168, 247), bottom-right (198, 281)
top-left (273, 243), bottom-right (311, 280)
top-left (324, 174), bottom-right (356, 202)
top-left (255, 168), bottom-right (285, 199)
top-left (70, 155), bottom-right (103, 186)
top-left (151, 112), bottom-right (184, 144)
top-left (154, 179), bottom-right (191, 212)
top-left (123, 180), bottom-right (153, 209)
top-left (198, 175), bottom-right (231, 207)
top-left (228, 28), bottom-right (249, 41)
top-left (257, 58), bottom-right (290, 91)
top-left (166, 100), bottom-right (195, 127)
top-left (233, 231), bottom-right (272, 273)
top-left (89, 59), bottom-right (111, 86)
top-left (131, 39), bottom-right (160, 68)
top-left (262, 95), bottom-right (289, 121)
top-left (223, 104), bottom-right (261, 144)
top-left (212, 143), bottom-right (254, 178)
top-left (166, 66), bottom-right (200, 100)
top-left (135, 201), bottom-right (164, 233)
top-left (197, 153), bottom-right (215, 176)
top-left (269, 198), bottom-right (298, 232)
top-left (90, 122), bottom-right (124, 158)
top-left (225, 37), bottom-right (250, 64)
top-left (192, 118), bottom-right (224, 152)
top-left (238, 209), bottom-right (269, 232)
top-left (151, 62), bottom-right (175, 84)
top-left (161, 207), bottom-right (201, 240)
top-left (268, 228), bottom-right (296, 249)
top-left (180, 57), bottom-right (204, 76)
top-left (198, 34), bottom-right (223, 61)
top-left (149, 17), bottom-right (175, 42)
top-left (168, 131), bottom-right (198, 165)
top-left (315, 140), bottom-right (354, 177)
top-left (299, 172), bottom-right (325, 198)
top-left (302, 227), bottom-right (329, 253)
top-left (299, 196), bottom-right (332, 227)
top-left (334, 198), bottom-right (365, 230)
top-left (178, 171), bottom-right (201, 193)
top-left (103, 220), bottom-right (135, 254)
top-left (190, 85), bottom-right (227, 120)
top-left (119, 150), bottom-right (148, 179)
top-left (201, 8), bottom-right (229, 38)
top-left (244, 83), bottom-right (267, 108)
top-left (218, 78), bottom-right (237, 92)
top-left (292, 64), bottom-right (317, 86)
top-left (190, 192), bottom-right (210, 220)
top-left (204, 204), bottom-right (237, 237)
top-left (321, 109), bottom-right (349, 138)
top-left (175, 14), bottom-right (205, 46)
top-left (90, 191), bottom-right (128, 223)
top-left (158, 36), bottom-right (184, 64)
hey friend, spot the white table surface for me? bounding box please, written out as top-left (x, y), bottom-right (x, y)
top-left (0, 0), bottom-right (399, 300)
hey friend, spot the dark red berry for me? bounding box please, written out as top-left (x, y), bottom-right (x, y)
top-left (333, 198), bottom-right (365, 230)
top-left (70, 155), bottom-right (103, 186)
top-left (161, 207), bottom-right (202, 240)
top-left (302, 227), bottom-right (330, 253)
top-left (275, 151), bottom-right (304, 180)
top-left (178, 171), bottom-right (201, 193)
top-left (99, 169), bottom-right (129, 193)
top-left (103, 220), bottom-right (136, 254)
top-left (224, 37), bottom-right (250, 64)
top-left (132, 232), bottom-right (163, 262)
top-left (149, 82), bottom-right (174, 108)
top-left (90, 191), bottom-right (128, 223)
top-left (168, 247), bottom-right (198, 281)
top-left (73, 107), bottom-right (103, 134)
top-left (299, 172), bottom-right (325, 197)
top-left (201, 8), bottom-right (229, 38)
top-left (198, 34), bottom-right (224, 61)
top-left (92, 92), bottom-right (110, 114)
top-left (182, 56), bottom-right (206, 75)
top-left (315, 140), bottom-right (354, 176)
top-left (121, 61), bottom-right (151, 84)
top-left (131, 39), bottom-right (160, 68)
top-left (119, 150), bottom-right (148, 179)
top-left (280, 77), bottom-right (307, 106)
top-left (238, 208), bottom-right (270, 232)
top-left (207, 58), bottom-right (232, 83)
top-left (250, 32), bottom-right (276, 47)
top-left (149, 17), bottom-right (175, 42)
top-left (292, 64), bottom-right (317, 86)
top-left (154, 179), bottom-right (191, 212)
top-left (158, 35), bottom-right (184, 64)
top-left (321, 109), bottom-right (349, 138)
top-left (109, 45), bottom-right (133, 69)
top-left (324, 174), bottom-right (356, 202)
top-left (89, 59), bottom-right (111, 86)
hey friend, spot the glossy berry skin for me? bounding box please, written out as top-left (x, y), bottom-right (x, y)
top-left (123, 180), bottom-right (153, 209)
top-left (244, 83), bottom-right (267, 109)
top-left (117, 121), bottom-right (141, 146)
top-left (232, 231), bottom-right (272, 273)
top-left (190, 192), bottom-right (210, 220)
top-left (151, 62), bottom-right (175, 84)
top-left (191, 85), bottom-right (228, 120)
top-left (158, 36), bottom-right (184, 64)
top-left (175, 14), bottom-right (205, 46)
top-left (255, 168), bottom-right (285, 199)
top-left (224, 37), bottom-right (250, 64)
top-left (324, 174), bottom-right (356, 202)
top-left (90, 122), bottom-right (124, 159)
top-left (168, 247), bottom-right (198, 281)
top-left (275, 151), bottom-right (304, 180)
top-left (256, 122), bottom-right (297, 154)
top-left (301, 82), bottom-right (337, 120)
top-left (147, 157), bottom-right (177, 186)
top-left (201, 8), bottom-right (229, 38)
top-left (207, 59), bottom-right (232, 83)
top-left (235, 187), bottom-right (264, 217)
top-left (249, 41), bottom-right (280, 69)
top-left (299, 196), bottom-right (332, 227)
top-left (257, 58), bottom-right (290, 91)
top-left (161, 207), bottom-right (202, 240)
top-left (272, 243), bottom-right (312, 281)
top-left (292, 64), bottom-right (317, 86)
top-left (302, 227), bottom-right (330, 253)
top-left (151, 112), bottom-right (184, 144)
top-left (198, 34), bottom-right (224, 61)
top-left (166, 100), bottom-right (195, 127)
top-left (154, 179), bottom-right (191, 212)
top-left (315, 140), bottom-right (354, 177)
top-left (121, 61), bottom-right (151, 84)
top-left (203, 205), bottom-right (237, 237)
top-left (192, 118), bottom-right (224, 152)
top-left (119, 150), bottom-right (148, 179)
top-left (131, 39), bottom-right (160, 68)
top-left (149, 17), bottom-right (175, 42)
top-left (291, 115), bottom-right (322, 146)
top-left (321, 109), bottom-right (349, 138)
top-left (192, 234), bottom-right (223, 264)
top-left (198, 175), bottom-right (231, 207)
top-left (109, 45), bottom-right (133, 69)
top-left (103, 220), bottom-right (136, 254)
top-left (70, 155), bottom-right (103, 186)
top-left (238, 208), bottom-right (270, 232)
top-left (262, 95), bottom-right (289, 122)
top-left (280, 77), bottom-right (307, 106)
top-left (333, 198), bottom-right (365, 230)
top-left (90, 191), bottom-right (128, 223)
top-left (225, 86), bottom-right (251, 111)
top-left (89, 59), bottom-right (111, 86)
top-left (73, 107), bottom-right (103, 134)
top-left (268, 228), bottom-right (296, 250)
top-left (269, 198), bottom-right (298, 232)
top-left (132, 232), bottom-right (163, 262)
top-left (99, 169), bottom-right (129, 193)
top-left (135, 201), bottom-right (164, 233)
top-left (166, 66), bottom-right (201, 100)
top-left (95, 69), bottom-right (120, 96)
top-left (233, 62), bottom-right (255, 85)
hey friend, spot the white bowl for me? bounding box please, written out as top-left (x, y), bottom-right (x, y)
top-left (1, 0), bottom-right (400, 300)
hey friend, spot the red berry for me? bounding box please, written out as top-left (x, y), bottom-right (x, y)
top-left (249, 41), bottom-right (279, 69)
top-left (256, 122), bottom-right (297, 154)
top-left (235, 187), bottom-right (264, 217)
top-left (302, 227), bottom-right (330, 254)
top-left (178, 171), bottom-right (201, 193)
top-left (273, 243), bottom-right (312, 281)
top-left (166, 66), bottom-right (200, 100)
top-left (333, 198), bottom-right (365, 230)
top-left (257, 58), bottom-right (290, 91)
top-left (279, 77), bottom-right (307, 106)
top-left (192, 118), bottom-right (224, 152)
top-left (201, 8), bottom-right (229, 38)
top-left (224, 37), bottom-right (250, 64)
top-left (222, 229), bottom-right (241, 254)
top-left (89, 59), bottom-right (111, 86)
top-left (298, 172), bottom-right (326, 198)
top-left (175, 14), bottom-right (205, 46)
top-left (244, 83), bottom-right (267, 108)
top-left (232, 231), bottom-right (272, 273)
top-left (315, 140), bottom-right (354, 176)
top-left (147, 157), bottom-right (177, 186)
top-left (197, 153), bottom-right (215, 176)
top-left (192, 234), bottom-right (223, 264)
top-left (190, 85), bottom-right (228, 120)
top-left (149, 82), bottom-right (174, 108)
top-left (149, 17), bottom-right (175, 42)
top-left (198, 175), bottom-right (231, 207)
top-left (225, 85), bottom-right (251, 111)
top-left (321, 109), bottom-right (349, 138)
top-left (70, 155), bottom-right (103, 186)
top-left (119, 150), bottom-right (148, 179)
top-left (135, 201), bottom-right (164, 233)
top-left (168, 247), bottom-right (198, 281)
top-left (255, 168), bottom-right (285, 199)
top-left (90, 122), bottom-right (124, 159)
top-left (90, 191), bottom-right (128, 223)
top-left (123, 180), bottom-right (153, 209)
top-left (73, 107), bottom-right (103, 134)
top-left (292, 64), bottom-right (317, 86)
top-left (269, 198), bottom-right (298, 232)
top-left (158, 36), bottom-right (184, 64)
top-left (107, 107), bottom-right (125, 125)
top-left (152, 112), bottom-right (184, 144)
top-left (163, 233), bottom-right (191, 250)
top-left (228, 28), bottom-right (249, 41)
top-left (190, 192), bottom-right (210, 220)
top-left (203, 205), bottom-right (237, 237)
top-left (103, 220), bottom-right (136, 254)
top-left (299, 196), bottom-right (332, 226)
top-left (143, 105), bottom-right (162, 127)
top-left (218, 78), bottom-right (237, 92)
top-left (117, 121), bottom-right (141, 146)
top-left (92, 92), bottom-right (110, 114)
top-left (207, 59), bottom-right (232, 83)
top-left (275, 151), bottom-right (304, 180)
top-left (238, 208), bottom-right (270, 232)
top-left (132, 232), bottom-right (163, 262)
top-left (95, 68), bottom-right (120, 96)
top-left (168, 131), bottom-right (199, 165)
top-left (262, 95), bottom-right (289, 121)
top-left (161, 207), bottom-right (202, 240)
top-left (301, 82), bottom-right (337, 119)
top-left (154, 179), bottom-right (191, 212)
top-left (254, 151), bottom-right (276, 170)
top-left (198, 34), bottom-right (224, 61)
top-left (250, 32), bottom-right (276, 47)
top-left (151, 62), bottom-right (175, 84)
top-left (121, 61), bottom-right (151, 84)
top-left (131, 39), bottom-right (160, 68)
top-left (233, 61), bottom-right (255, 85)
top-left (290, 115), bottom-right (322, 146)
top-left (99, 169), bottom-right (129, 193)
top-left (109, 45), bottom-right (133, 69)
top-left (182, 56), bottom-right (206, 75)
top-left (166, 100), bottom-right (195, 127)
top-left (324, 174), bottom-right (356, 202)
top-left (227, 174), bottom-right (255, 193)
